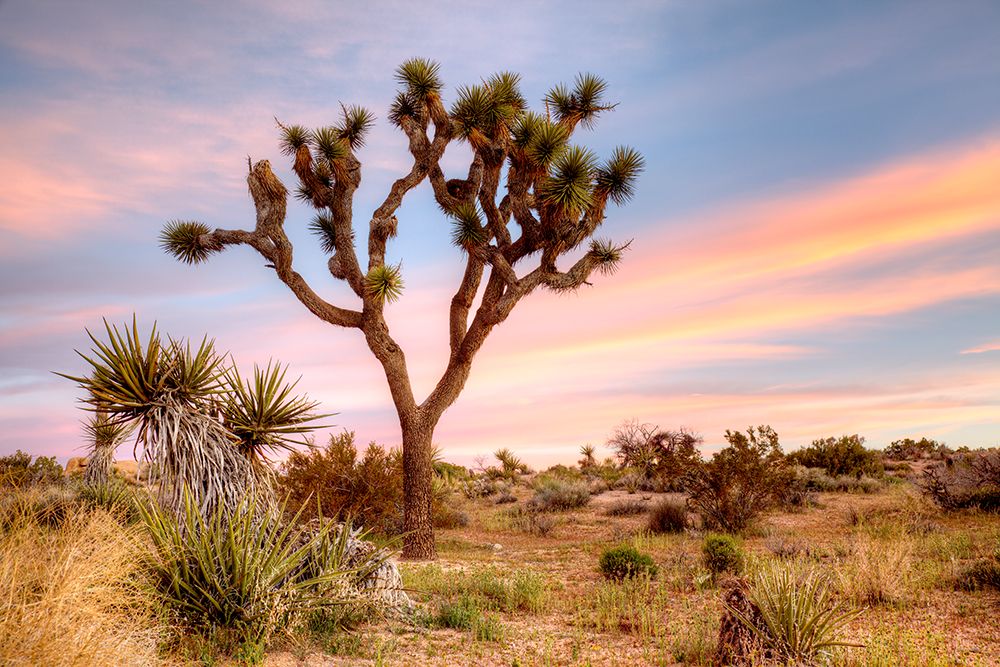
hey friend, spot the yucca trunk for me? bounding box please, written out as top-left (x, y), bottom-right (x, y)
top-left (141, 400), bottom-right (262, 519)
top-left (83, 443), bottom-right (115, 487)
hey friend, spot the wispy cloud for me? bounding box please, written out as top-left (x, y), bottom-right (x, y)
top-left (961, 340), bottom-right (1000, 355)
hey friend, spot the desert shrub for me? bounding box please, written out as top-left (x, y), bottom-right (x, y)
top-left (605, 498), bottom-right (648, 516)
top-left (646, 497), bottom-right (688, 534)
top-left (485, 448), bottom-right (530, 482)
top-left (78, 480), bottom-right (141, 522)
top-left (921, 449), bottom-right (1000, 512)
top-left (703, 533), bottom-right (744, 577)
top-left (884, 437), bottom-right (949, 461)
top-left (957, 558), bottom-right (1000, 592)
top-left (279, 431), bottom-right (406, 534)
top-left (730, 563), bottom-right (861, 664)
top-left (685, 426), bottom-right (793, 533)
top-left (599, 544), bottom-right (658, 581)
top-left (528, 477), bottom-right (591, 512)
top-left (764, 536), bottom-right (808, 560)
top-left (139, 492), bottom-right (363, 658)
top-left (433, 506), bottom-right (469, 529)
top-left (792, 466), bottom-right (883, 495)
top-left (0, 450), bottom-right (64, 488)
top-left (461, 476), bottom-right (499, 499)
top-left (0, 503), bottom-right (161, 666)
top-left (607, 419), bottom-right (702, 491)
top-left (787, 435), bottom-right (883, 478)
top-left (494, 485), bottom-right (517, 504)
top-left (616, 468), bottom-right (645, 493)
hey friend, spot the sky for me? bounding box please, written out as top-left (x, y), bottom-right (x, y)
top-left (1, 0), bottom-right (998, 467)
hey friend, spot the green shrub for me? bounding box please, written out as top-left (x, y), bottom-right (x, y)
top-left (702, 533), bottom-right (744, 577)
top-left (0, 450), bottom-right (63, 488)
top-left (646, 497), bottom-right (687, 534)
top-left (599, 544), bottom-right (658, 581)
top-left (528, 478), bottom-right (590, 512)
top-left (685, 426), bottom-right (793, 533)
top-left (787, 435), bottom-right (883, 478)
top-left (885, 437), bottom-right (948, 461)
top-left (731, 563), bottom-right (861, 663)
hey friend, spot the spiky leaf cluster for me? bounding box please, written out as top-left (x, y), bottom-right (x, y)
top-left (524, 120), bottom-right (570, 169)
top-left (337, 105), bottom-right (375, 150)
top-left (388, 92), bottom-right (419, 128)
top-left (539, 146), bottom-right (598, 215)
top-left (308, 213), bottom-right (337, 254)
top-left (160, 221), bottom-right (219, 265)
top-left (450, 72), bottom-right (525, 145)
top-left (311, 126), bottom-right (349, 163)
top-left (448, 202), bottom-right (487, 251)
top-left (595, 146), bottom-right (645, 205)
top-left (59, 319), bottom-right (224, 421)
top-left (83, 411), bottom-right (136, 448)
top-left (588, 238), bottom-right (627, 275)
top-left (395, 58), bottom-right (443, 100)
top-left (278, 124), bottom-right (310, 156)
top-left (220, 362), bottom-right (328, 463)
top-left (365, 264), bottom-right (405, 304)
top-left (545, 73), bottom-right (614, 128)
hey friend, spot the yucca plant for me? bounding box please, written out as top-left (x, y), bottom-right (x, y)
top-left (730, 563), bottom-right (862, 664)
top-left (61, 318), bottom-right (324, 520)
top-left (82, 409), bottom-right (135, 487)
top-left (365, 263), bottom-right (405, 304)
top-left (220, 361), bottom-right (329, 472)
top-left (138, 490), bottom-right (366, 653)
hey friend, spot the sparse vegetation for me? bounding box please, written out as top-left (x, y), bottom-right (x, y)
top-left (608, 419), bottom-right (702, 491)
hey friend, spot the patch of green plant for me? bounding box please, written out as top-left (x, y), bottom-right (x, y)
top-left (599, 544), bottom-right (658, 581)
top-left (702, 533), bottom-right (744, 577)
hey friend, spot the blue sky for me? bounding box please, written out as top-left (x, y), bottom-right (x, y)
top-left (1, 0), bottom-right (998, 464)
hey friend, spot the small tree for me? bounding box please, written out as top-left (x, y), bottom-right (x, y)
top-left (685, 426), bottom-right (792, 533)
top-left (159, 60), bottom-right (643, 558)
top-left (608, 419), bottom-right (701, 489)
top-left (787, 434), bottom-right (883, 478)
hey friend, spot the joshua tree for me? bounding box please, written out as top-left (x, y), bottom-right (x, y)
top-left (159, 59), bottom-right (643, 558)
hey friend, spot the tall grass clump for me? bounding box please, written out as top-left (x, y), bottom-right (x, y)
top-left (0, 505), bottom-right (161, 667)
top-left (728, 563), bottom-right (861, 664)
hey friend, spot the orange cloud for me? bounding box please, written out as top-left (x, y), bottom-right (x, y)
top-left (961, 340), bottom-right (1000, 354)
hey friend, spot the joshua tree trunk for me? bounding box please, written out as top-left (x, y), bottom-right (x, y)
top-left (161, 60), bottom-right (643, 559)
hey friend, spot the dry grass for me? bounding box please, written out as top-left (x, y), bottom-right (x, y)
top-left (0, 494), bottom-right (162, 667)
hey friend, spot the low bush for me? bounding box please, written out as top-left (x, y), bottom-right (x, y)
top-left (528, 477), bottom-right (591, 512)
top-left (599, 544), bottom-right (658, 581)
top-left (787, 435), bottom-right (883, 478)
top-left (646, 497), bottom-right (687, 534)
top-left (0, 450), bottom-right (63, 488)
top-left (685, 426), bottom-right (794, 533)
top-left (605, 498), bottom-right (648, 516)
top-left (921, 449), bottom-right (1000, 512)
top-left (607, 419), bottom-right (702, 491)
top-left (703, 533), bottom-right (744, 577)
top-left (956, 548), bottom-right (1000, 591)
top-left (884, 437), bottom-right (949, 461)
